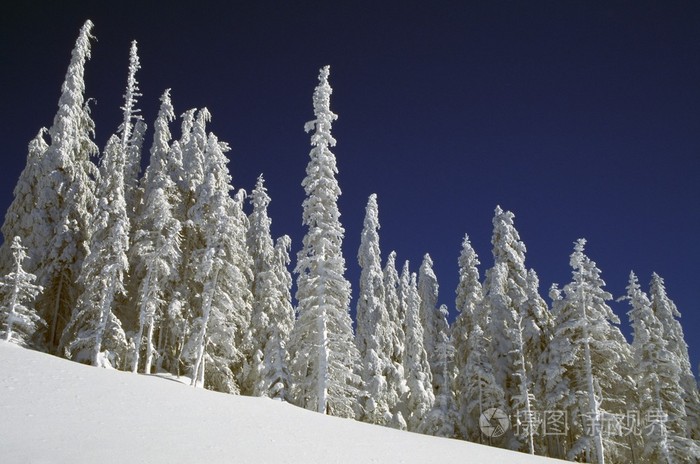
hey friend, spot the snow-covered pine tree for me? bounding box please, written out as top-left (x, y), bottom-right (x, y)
top-left (397, 259), bottom-right (413, 424)
top-left (118, 41), bottom-right (146, 220)
top-left (259, 234), bottom-right (295, 400)
top-left (418, 254), bottom-right (439, 367)
top-left (288, 66), bottom-right (360, 418)
top-left (452, 234), bottom-right (484, 438)
top-left (482, 206), bottom-right (548, 451)
top-left (461, 319), bottom-right (506, 444)
top-left (31, 20), bottom-right (100, 352)
top-left (625, 271), bottom-right (699, 463)
top-left (486, 262), bottom-right (538, 451)
top-left (422, 303), bottom-right (459, 437)
top-left (383, 250), bottom-right (408, 429)
top-left (246, 176), bottom-right (294, 399)
top-left (130, 89), bottom-right (182, 374)
top-left (0, 237), bottom-right (44, 346)
top-left (649, 273), bottom-right (700, 441)
top-left (229, 189), bottom-right (255, 394)
top-left (60, 135), bottom-right (129, 368)
top-left (403, 268), bottom-right (435, 432)
top-left (167, 108), bottom-right (209, 376)
top-left (0, 130), bottom-right (49, 275)
top-left (522, 268), bottom-right (553, 454)
top-left (418, 253), bottom-right (452, 399)
top-left (355, 193), bottom-right (392, 425)
top-left (245, 176), bottom-right (274, 396)
top-left (182, 108), bottom-right (208, 197)
top-left (543, 239), bottom-right (634, 463)
top-left (184, 133), bottom-right (247, 393)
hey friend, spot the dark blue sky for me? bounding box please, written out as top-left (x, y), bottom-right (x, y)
top-left (2, 2), bottom-right (698, 371)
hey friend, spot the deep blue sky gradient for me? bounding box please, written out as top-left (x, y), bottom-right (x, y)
top-left (2, 2), bottom-right (698, 372)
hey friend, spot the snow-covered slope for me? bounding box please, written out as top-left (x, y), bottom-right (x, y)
top-left (0, 341), bottom-right (564, 463)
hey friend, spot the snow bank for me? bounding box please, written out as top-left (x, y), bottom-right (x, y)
top-left (0, 341), bottom-right (564, 463)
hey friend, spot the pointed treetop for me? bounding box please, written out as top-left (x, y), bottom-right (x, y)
top-left (148, 89), bottom-right (175, 164)
top-left (252, 174), bottom-right (270, 208)
top-left (650, 272), bottom-right (681, 318)
top-left (363, 194), bottom-right (379, 231)
top-left (490, 205), bottom-right (526, 267)
top-left (119, 40), bottom-right (142, 145)
top-left (51, 19), bottom-right (96, 147)
top-left (10, 236), bottom-right (26, 256)
top-left (250, 175), bottom-right (272, 232)
top-left (304, 65), bottom-right (338, 148)
top-left (64, 19), bottom-right (95, 90)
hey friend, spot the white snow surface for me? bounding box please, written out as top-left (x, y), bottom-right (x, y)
top-left (0, 341), bottom-right (565, 463)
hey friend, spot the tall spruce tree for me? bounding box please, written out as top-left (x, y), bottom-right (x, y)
top-left (482, 206), bottom-right (547, 451)
top-left (32, 20), bottom-right (100, 352)
top-left (229, 189), bottom-right (255, 394)
top-left (185, 134), bottom-right (247, 393)
top-left (452, 234), bottom-right (484, 438)
top-left (543, 239), bottom-right (634, 463)
top-left (355, 194), bottom-right (392, 425)
top-left (418, 254), bottom-right (439, 382)
top-left (246, 176), bottom-right (294, 399)
top-left (461, 319), bottom-right (505, 444)
top-left (288, 66), bottom-right (360, 418)
top-left (383, 250), bottom-right (408, 429)
top-left (625, 272), bottom-right (699, 463)
top-left (422, 303), bottom-right (459, 438)
top-left (259, 235), bottom-right (295, 400)
top-left (60, 135), bottom-right (129, 368)
top-left (169, 108), bottom-right (209, 377)
top-left (403, 268), bottom-right (435, 432)
top-left (130, 89), bottom-right (182, 374)
top-left (118, 41), bottom-right (146, 220)
top-left (649, 273), bottom-right (700, 441)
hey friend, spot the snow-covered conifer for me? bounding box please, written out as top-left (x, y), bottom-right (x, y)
top-left (31, 20), bottom-right (99, 352)
top-left (0, 237), bottom-right (44, 346)
top-left (130, 89), bottom-right (182, 374)
top-left (451, 235), bottom-right (484, 438)
top-left (185, 134), bottom-right (247, 393)
top-left (60, 135), bottom-right (129, 368)
top-left (167, 108), bottom-right (210, 376)
top-left (418, 254), bottom-right (452, 398)
top-left (259, 235), bottom-right (295, 400)
top-left (625, 272), bottom-right (699, 462)
top-left (422, 303), bottom-right (459, 438)
top-left (288, 66), bottom-right (360, 418)
top-left (403, 269), bottom-right (435, 432)
top-left (118, 41), bottom-right (145, 218)
top-left (230, 189), bottom-right (255, 394)
top-left (650, 273), bottom-right (700, 441)
top-left (482, 206), bottom-right (548, 451)
top-left (383, 251), bottom-right (408, 428)
top-left (355, 194), bottom-right (392, 425)
top-left (543, 239), bottom-right (634, 463)
top-left (453, 235), bottom-right (483, 341)
top-left (0, 130), bottom-right (49, 274)
top-left (246, 176), bottom-right (294, 399)
top-left (461, 321), bottom-right (505, 444)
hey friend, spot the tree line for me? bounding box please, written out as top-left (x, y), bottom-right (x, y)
top-left (1, 21), bottom-right (698, 463)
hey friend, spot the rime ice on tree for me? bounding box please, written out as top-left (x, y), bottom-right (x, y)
top-left (246, 176), bottom-right (294, 400)
top-left (0, 237), bottom-right (43, 346)
top-left (289, 66), bottom-right (360, 418)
